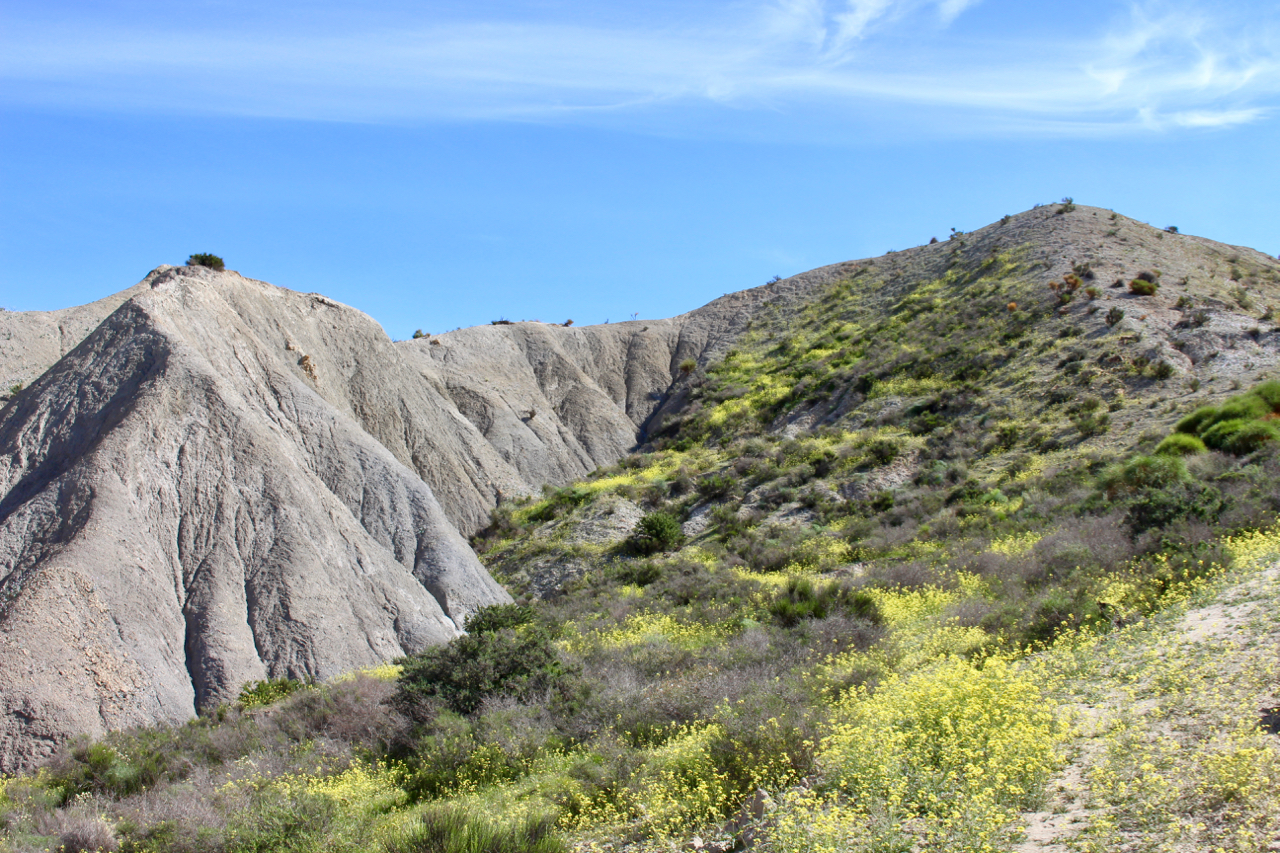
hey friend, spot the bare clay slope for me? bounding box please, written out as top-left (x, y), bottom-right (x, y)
top-left (0, 281), bottom-right (152, 401)
top-left (0, 267), bottom-right (510, 772)
top-left (399, 261), bottom-right (849, 503)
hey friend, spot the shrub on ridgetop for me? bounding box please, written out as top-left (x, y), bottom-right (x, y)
top-left (187, 253), bottom-right (225, 271)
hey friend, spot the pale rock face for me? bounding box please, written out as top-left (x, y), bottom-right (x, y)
top-left (0, 268), bottom-right (508, 771)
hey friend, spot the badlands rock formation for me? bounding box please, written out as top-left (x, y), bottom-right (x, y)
top-left (0, 260), bottom-right (833, 772)
top-left (0, 267), bottom-right (513, 772)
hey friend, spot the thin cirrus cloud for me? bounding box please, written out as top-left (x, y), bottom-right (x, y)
top-left (0, 1), bottom-right (1275, 136)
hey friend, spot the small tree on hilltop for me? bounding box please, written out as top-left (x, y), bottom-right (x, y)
top-left (187, 253), bottom-right (225, 271)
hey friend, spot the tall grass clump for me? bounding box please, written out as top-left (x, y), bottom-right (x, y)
top-left (385, 804), bottom-right (564, 853)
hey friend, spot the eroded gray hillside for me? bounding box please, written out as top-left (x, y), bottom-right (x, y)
top-left (400, 268), bottom-right (832, 515)
top-left (0, 281), bottom-right (152, 400)
top-left (0, 267), bottom-right (511, 772)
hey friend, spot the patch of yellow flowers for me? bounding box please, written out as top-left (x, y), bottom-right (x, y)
top-left (772, 654), bottom-right (1063, 853)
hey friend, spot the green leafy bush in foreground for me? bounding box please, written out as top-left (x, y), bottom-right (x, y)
top-left (393, 611), bottom-right (565, 719)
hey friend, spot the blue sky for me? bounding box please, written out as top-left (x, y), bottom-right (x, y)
top-left (2, 1), bottom-right (1277, 338)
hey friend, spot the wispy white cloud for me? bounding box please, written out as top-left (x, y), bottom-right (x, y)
top-left (0, 0), bottom-right (1275, 137)
top-left (1168, 108), bottom-right (1267, 127)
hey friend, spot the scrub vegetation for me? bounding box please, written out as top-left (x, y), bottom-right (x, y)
top-left (4, 226), bottom-right (1280, 852)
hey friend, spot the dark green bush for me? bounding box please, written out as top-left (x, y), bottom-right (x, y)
top-left (1172, 383), bottom-right (1280, 456)
top-left (1100, 455), bottom-right (1190, 498)
top-left (1203, 419), bottom-right (1280, 455)
top-left (1252, 380), bottom-right (1280, 409)
top-left (769, 577), bottom-right (829, 626)
top-left (1125, 482), bottom-right (1226, 533)
top-left (769, 577), bottom-right (882, 627)
top-left (1200, 417), bottom-right (1253, 451)
top-left (465, 603), bottom-right (535, 635)
top-left (186, 253), bottom-right (225, 271)
top-left (865, 438), bottom-right (899, 465)
top-left (526, 486), bottom-right (593, 523)
top-left (1128, 279), bottom-right (1158, 296)
top-left (696, 472), bottom-right (738, 499)
top-left (628, 511), bottom-right (685, 555)
top-left (615, 561), bottom-right (663, 587)
top-left (1176, 405), bottom-right (1223, 435)
top-left (394, 623), bottom-right (565, 718)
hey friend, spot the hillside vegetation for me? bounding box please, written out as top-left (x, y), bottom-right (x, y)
top-left (3, 206), bottom-right (1280, 852)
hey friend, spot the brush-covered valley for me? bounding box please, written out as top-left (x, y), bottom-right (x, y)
top-left (3, 204), bottom-right (1280, 853)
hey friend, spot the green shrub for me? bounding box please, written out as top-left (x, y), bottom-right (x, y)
top-left (865, 438), bottom-right (899, 465)
top-left (1252, 380), bottom-right (1280, 410)
top-left (1176, 405), bottom-right (1223, 435)
top-left (238, 677), bottom-right (309, 709)
top-left (1128, 279), bottom-right (1158, 296)
top-left (393, 623), bottom-right (565, 718)
top-left (1202, 419), bottom-right (1280, 455)
top-left (770, 577), bottom-right (830, 626)
top-left (464, 603), bottom-right (535, 635)
top-left (696, 472), bottom-right (738, 499)
top-left (1174, 384), bottom-right (1280, 455)
top-left (769, 577), bottom-right (883, 627)
top-left (629, 511), bottom-right (685, 555)
top-left (1126, 482), bottom-right (1226, 533)
top-left (526, 486), bottom-right (593, 522)
top-left (186, 253), bottom-right (225, 271)
top-left (616, 560), bottom-right (663, 587)
top-left (1100, 455), bottom-right (1190, 498)
top-left (1105, 307), bottom-right (1125, 327)
top-left (1218, 395), bottom-right (1272, 422)
top-left (1154, 432), bottom-right (1206, 456)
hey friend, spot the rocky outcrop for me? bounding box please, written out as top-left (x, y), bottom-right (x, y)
top-left (0, 258), bottom-right (841, 771)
